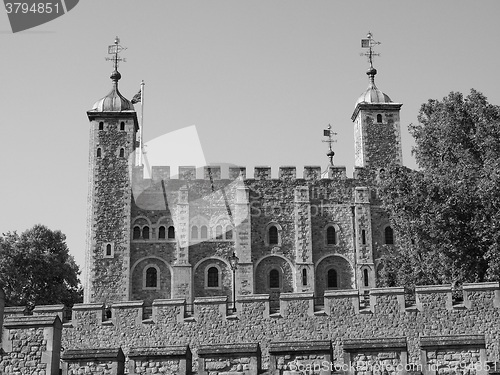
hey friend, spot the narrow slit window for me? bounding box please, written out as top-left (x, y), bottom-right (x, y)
top-left (120, 122), bottom-right (125, 131)
top-left (327, 269), bottom-right (338, 288)
top-left (363, 269), bottom-right (369, 287)
top-left (119, 148), bottom-right (125, 158)
top-left (361, 229), bottom-right (366, 245)
top-left (105, 244), bottom-right (112, 256)
top-left (225, 226), bottom-right (233, 240)
top-left (158, 226), bottom-right (166, 239)
top-left (216, 225), bottom-right (223, 240)
top-left (269, 226), bottom-right (278, 245)
top-left (133, 226), bottom-right (140, 239)
top-left (269, 269), bottom-right (280, 288)
top-left (207, 267), bottom-right (219, 287)
top-left (200, 225), bottom-right (208, 239)
top-left (99, 122), bottom-right (104, 130)
top-left (145, 267), bottom-right (157, 288)
top-left (142, 226), bottom-right (150, 240)
top-left (385, 226), bottom-right (394, 245)
top-left (302, 268), bottom-right (307, 286)
top-left (168, 226), bottom-right (175, 239)
top-left (377, 114), bottom-right (383, 123)
top-left (96, 148), bottom-right (102, 158)
top-left (327, 226), bottom-right (336, 245)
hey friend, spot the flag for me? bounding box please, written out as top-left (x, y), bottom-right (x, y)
top-left (324, 129), bottom-right (331, 137)
top-left (361, 39), bottom-right (370, 48)
top-left (131, 90), bottom-right (141, 104)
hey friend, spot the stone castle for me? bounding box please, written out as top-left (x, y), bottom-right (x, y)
top-left (83, 37), bottom-right (402, 308)
top-left (4, 38), bottom-right (500, 375)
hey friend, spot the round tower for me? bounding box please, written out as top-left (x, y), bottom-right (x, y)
top-left (84, 38), bottom-right (139, 304)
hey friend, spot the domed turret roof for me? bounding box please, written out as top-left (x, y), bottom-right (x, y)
top-left (354, 67), bottom-right (392, 107)
top-left (91, 70), bottom-right (134, 112)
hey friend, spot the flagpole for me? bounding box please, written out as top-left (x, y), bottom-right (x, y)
top-left (139, 80), bottom-right (145, 166)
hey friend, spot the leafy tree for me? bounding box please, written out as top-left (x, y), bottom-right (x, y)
top-left (0, 224), bottom-right (82, 308)
top-left (378, 90), bottom-right (500, 290)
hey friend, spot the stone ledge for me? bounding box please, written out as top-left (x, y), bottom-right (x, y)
top-left (420, 335), bottom-right (485, 349)
top-left (237, 294), bottom-right (270, 302)
top-left (343, 337), bottom-right (407, 351)
top-left (463, 282), bottom-right (500, 291)
top-left (4, 306), bottom-right (28, 315)
top-left (280, 292), bottom-right (314, 301)
top-left (61, 347), bottom-right (125, 361)
top-left (415, 284), bottom-right (452, 294)
top-left (3, 315), bottom-right (61, 328)
top-left (370, 287), bottom-right (405, 295)
top-left (324, 289), bottom-right (358, 298)
top-left (129, 345), bottom-right (190, 358)
top-left (194, 296), bottom-right (228, 304)
top-left (72, 303), bottom-right (105, 311)
top-left (198, 342), bottom-right (260, 356)
top-left (111, 300), bottom-right (145, 308)
top-left (269, 340), bottom-right (331, 353)
top-left (152, 298), bottom-right (186, 306)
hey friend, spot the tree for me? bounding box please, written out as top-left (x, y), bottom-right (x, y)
top-left (377, 90), bottom-right (500, 290)
top-left (0, 224), bottom-right (82, 308)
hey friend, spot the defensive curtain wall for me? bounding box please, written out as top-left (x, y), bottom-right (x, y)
top-left (2, 283), bottom-right (500, 374)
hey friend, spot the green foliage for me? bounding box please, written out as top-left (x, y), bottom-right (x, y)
top-left (378, 90), bottom-right (500, 289)
top-left (0, 224), bottom-right (83, 308)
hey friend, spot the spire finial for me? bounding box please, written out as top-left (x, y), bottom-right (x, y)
top-left (360, 32), bottom-right (381, 86)
top-left (105, 36), bottom-right (127, 83)
top-left (322, 124), bottom-right (337, 166)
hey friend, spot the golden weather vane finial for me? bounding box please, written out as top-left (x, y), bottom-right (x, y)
top-left (360, 32), bottom-right (381, 69)
top-left (105, 36), bottom-right (127, 72)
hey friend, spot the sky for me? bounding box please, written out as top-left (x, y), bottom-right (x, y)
top-left (1, 1), bottom-right (499, 272)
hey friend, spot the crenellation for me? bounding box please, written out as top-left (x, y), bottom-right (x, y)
top-left (369, 287), bottom-right (405, 313)
top-left (111, 300), bottom-right (144, 327)
top-left (329, 165), bottom-right (347, 180)
top-left (179, 166), bottom-right (196, 180)
top-left (151, 165), bottom-right (170, 181)
top-left (415, 285), bottom-right (453, 311)
top-left (229, 166), bottom-right (246, 179)
top-left (254, 166), bottom-right (271, 180)
top-left (204, 165), bottom-right (222, 180)
top-left (463, 282), bottom-right (500, 309)
top-left (304, 165), bottom-right (322, 180)
top-left (279, 166), bottom-right (296, 180)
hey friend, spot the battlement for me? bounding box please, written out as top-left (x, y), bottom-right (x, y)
top-left (133, 164), bottom-right (351, 182)
top-left (3, 284), bottom-right (500, 374)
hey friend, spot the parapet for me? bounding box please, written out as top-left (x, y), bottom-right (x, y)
top-left (131, 164), bottom-right (358, 182)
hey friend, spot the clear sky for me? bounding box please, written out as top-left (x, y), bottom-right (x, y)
top-left (1, 1), bottom-right (499, 271)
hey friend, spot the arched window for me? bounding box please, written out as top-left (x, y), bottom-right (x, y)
top-left (99, 122), bottom-right (104, 130)
top-left (105, 244), bottom-right (112, 256)
top-left (327, 226), bottom-right (336, 245)
top-left (119, 148), bottom-right (125, 158)
top-left (191, 226), bottom-right (198, 239)
top-left (385, 226), bottom-right (394, 245)
top-left (269, 226), bottom-right (278, 245)
top-left (145, 267), bottom-right (158, 288)
top-left (269, 269), bottom-right (280, 289)
top-left (216, 225), bottom-right (223, 240)
top-left (302, 268), bottom-right (307, 286)
top-left (133, 226), bottom-right (140, 239)
top-left (207, 267), bottom-right (219, 288)
top-left (96, 148), bottom-right (102, 158)
top-left (158, 226), bottom-right (166, 239)
top-left (142, 226), bottom-right (150, 240)
top-left (327, 269), bottom-right (338, 288)
top-left (377, 114), bottom-right (383, 123)
top-left (225, 226), bottom-right (233, 240)
top-left (200, 225), bottom-right (208, 239)
top-left (361, 229), bottom-right (366, 245)
top-left (168, 226), bottom-right (175, 239)
top-left (363, 269), bottom-right (369, 287)
top-left (120, 122), bottom-right (125, 131)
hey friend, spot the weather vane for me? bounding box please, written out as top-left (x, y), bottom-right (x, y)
top-left (322, 124), bottom-right (337, 166)
top-left (360, 32), bottom-right (381, 69)
top-left (105, 36), bottom-right (127, 71)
